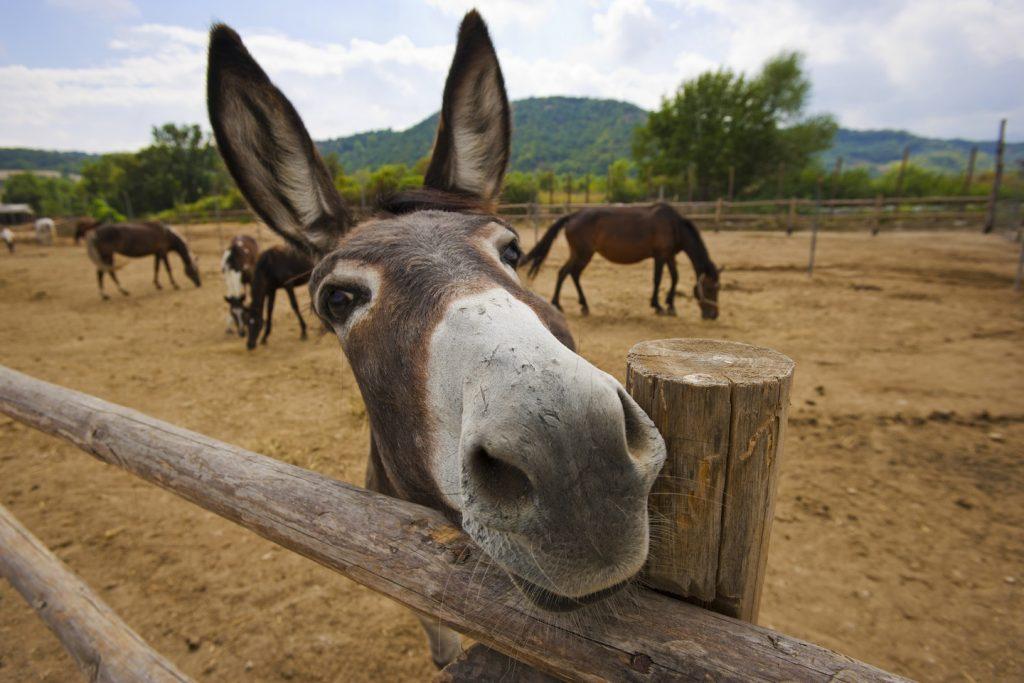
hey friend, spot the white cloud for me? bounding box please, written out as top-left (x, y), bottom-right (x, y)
top-left (592, 0), bottom-right (661, 60)
top-left (2, 1), bottom-right (1022, 150)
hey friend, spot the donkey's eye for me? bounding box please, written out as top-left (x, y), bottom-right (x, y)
top-left (500, 241), bottom-right (522, 268)
top-left (321, 285), bottom-right (367, 325)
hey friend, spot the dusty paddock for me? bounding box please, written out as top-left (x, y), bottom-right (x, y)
top-left (0, 223), bottom-right (1022, 682)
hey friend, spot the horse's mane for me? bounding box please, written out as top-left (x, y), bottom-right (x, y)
top-left (661, 205), bottom-right (717, 278)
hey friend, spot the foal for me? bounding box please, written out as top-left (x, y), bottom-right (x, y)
top-left (86, 222), bottom-right (201, 299)
top-left (208, 13), bottom-right (665, 666)
top-left (221, 234), bottom-right (258, 335)
top-left (243, 245), bottom-right (312, 350)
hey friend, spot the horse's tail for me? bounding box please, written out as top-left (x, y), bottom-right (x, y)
top-left (521, 212), bottom-right (575, 279)
top-left (86, 231), bottom-right (125, 271)
top-left (85, 232), bottom-right (104, 269)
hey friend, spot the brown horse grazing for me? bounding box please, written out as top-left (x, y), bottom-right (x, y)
top-left (208, 13), bottom-right (666, 668)
top-left (73, 217), bottom-right (100, 245)
top-left (86, 222), bottom-right (201, 299)
top-left (221, 234), bottom-right (258, 335)
top-left (244, 245), bottom-right (312, 349)
top-left (520, 203), bottom-right (722, 319)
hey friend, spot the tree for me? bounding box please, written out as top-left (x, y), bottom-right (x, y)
top-left (502, 171), bottom-right (538, 203)
top-left (606, 159), bottom-right (642, 203)
top-left (2, 172), bottom-right (86, 216)
top-left (633, 52), bottom-right (836, 200)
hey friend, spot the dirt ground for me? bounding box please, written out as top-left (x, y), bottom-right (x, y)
top-left (0, 223), bottom-right (1021, 682)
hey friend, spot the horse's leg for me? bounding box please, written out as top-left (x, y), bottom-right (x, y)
top-left (108, 268), bottom-right (129, 296)
top-left (651, 258), bottom-right (665, 314)
top-left (261, 289), bottom-right (276, 345)
top-left (570, 253), bottom-right (593, 316)
top-left (665, 258), bottom-right (679, 316)
top-left (152, 255), bottom-right (162, 289)
top-left (551, 262), bottom-right (571, 311)
top-left (285, 287), bottom-right (307, 340)
top-left (162, 254), bottom-right (179, 289)
top-left (96, 270), bottom-right (109, 300)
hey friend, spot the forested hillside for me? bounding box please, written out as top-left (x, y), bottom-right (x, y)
top-left (3, 97), bottom-right (1021, 178)
top-left (316, 97), bottom-right (648, 176)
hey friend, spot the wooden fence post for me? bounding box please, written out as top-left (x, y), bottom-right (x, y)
top-left (0, 504), bottom-right (191, 683)
top-left (787, 198), bottom-right (796, 236)
top-left (727, 166), bottom-right (735, 201)
top-left (894, 145), bottom-right (910, 198)
top-left (962, 146), bottom-right (978, 195)
top-left (1015, 234), bottom-right (1024, 292)
top-left (872, 194), bottom-right (883, 236)
top-left (984, 119), bottom-right (1007, 233)
top-left (808, 176), bottom-right (822, 275)
top-left (715, 197), bottom-right (723, 229)
top-left (626, 339), bottom-right (794, 622)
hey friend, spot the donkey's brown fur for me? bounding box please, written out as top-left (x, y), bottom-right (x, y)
top-left (207, 12), bottom-right (666, 666)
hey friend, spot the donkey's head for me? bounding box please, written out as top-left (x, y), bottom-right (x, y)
top-left (208, 12), bottom-right (666, 611)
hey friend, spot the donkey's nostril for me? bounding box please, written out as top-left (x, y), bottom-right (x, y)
top-left (618, 388), bottom-right (663, 468)
top-left (467, 445), bottom-right (533, 508)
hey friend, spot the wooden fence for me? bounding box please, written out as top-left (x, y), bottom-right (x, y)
top-left (0, 340), bottom-right (907, 682)
top-left (163, 196), bottom-right (993, 235)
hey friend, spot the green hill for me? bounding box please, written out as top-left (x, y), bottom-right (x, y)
top-left (316, 96), bottom-right (648, 176)
top-left (0, 148), bottom-right (99, 174)
top-left (822, 128), bottom-right (1024, 175)
top-left (3, 96), bottom-right (1021, 179)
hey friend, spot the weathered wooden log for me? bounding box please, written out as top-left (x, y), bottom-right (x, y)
top-left (437, 645), bottom-right (559, 683)
top-left (627, 340), bottom-right (794, 623)
top-left (0, 364), bottom-right (903, 682)
top-left (0, 503), bottom-right (191, 683)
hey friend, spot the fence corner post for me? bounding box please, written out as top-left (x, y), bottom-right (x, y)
top-left (626, 339), bottom-right (795, 622)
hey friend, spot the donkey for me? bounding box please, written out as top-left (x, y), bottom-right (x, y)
top-left (221, 234), bottom-right (258, 335)
top-left (243, 245), bottom-right (312, 350)
top-left (208, 13), bottom-right (666, 667)
top-left (86, 222), bottom-right (201, 299)
top-left (520, 203), bottom-right (721, 319)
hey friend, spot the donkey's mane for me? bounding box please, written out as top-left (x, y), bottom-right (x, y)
top-left (375, 188), bottom-right (492, 217)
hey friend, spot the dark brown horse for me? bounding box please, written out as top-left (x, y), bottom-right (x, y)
top-left (73, 217), bottom-right (100, 245)
top-left (221, 234), bottom-right (258, 335)
top-left (86, 222), bottom-right (201, 299)
top-left (208, 14), bottom-right (665, 667)
top-left (520, 203), bottom-right (721, 319)
top-left (244, 245), bottom-right (312, 349)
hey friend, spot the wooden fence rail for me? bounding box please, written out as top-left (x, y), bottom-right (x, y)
top-left (0, 362), bottom-right (905, 682)
top-left (0, 503), bottom-right (192, 683)
top-left (165, 196), bottom-right (992, 234)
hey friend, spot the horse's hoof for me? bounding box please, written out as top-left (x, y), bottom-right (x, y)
top-left (580, 307), bottom-right (590, 317)
top-left (655, 308), bottom-right (666, 316)
top-left (154, 284), bottom-right (162, 290)
top-left (666, 307), bottom-right (678, 317)
top-left (300, 333), bottom-right (308, 341)
top-left (101, 294), bottom-right (110, 301)
top-left (552, 302), bottom-right (563, 312)
top-left (120, 290), bottom-right (130, 297)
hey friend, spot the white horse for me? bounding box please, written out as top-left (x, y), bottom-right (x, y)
top-left (1, 227), bottom-right (14, 253)
top-left (34, 218), bottom-right (55, 245)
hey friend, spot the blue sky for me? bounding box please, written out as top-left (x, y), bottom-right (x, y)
top-left (1, 0), bottom-right (1022, 151)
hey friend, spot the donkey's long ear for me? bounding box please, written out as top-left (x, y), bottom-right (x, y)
top-left (207, 24), bottom-right (351, 256)
top-left (424, 11), bottom-right (511, 204)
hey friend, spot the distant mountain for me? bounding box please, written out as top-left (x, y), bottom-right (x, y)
top-left (4, 97), bottom-right (1021, 179)
top-left (0, 148), bottom-right (99, 174)
top-left (821, 128), bottom-right (1024, 175)
top-left (316, 96), bottom-right (648, 176)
